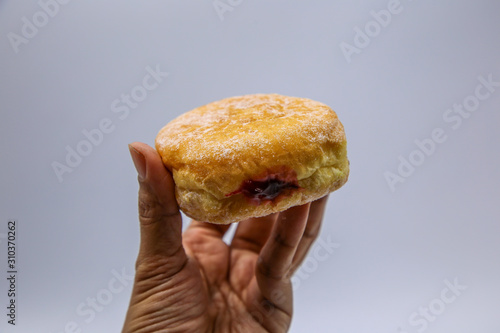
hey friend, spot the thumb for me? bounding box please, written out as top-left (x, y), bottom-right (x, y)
top-left (128, 142), bottom-right (186, 272)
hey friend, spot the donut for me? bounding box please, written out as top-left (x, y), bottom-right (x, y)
top-left (155, 94), bottom-right (349, 224)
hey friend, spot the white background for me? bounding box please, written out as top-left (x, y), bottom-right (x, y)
top-left (1, 0), bottom-right (499, 332)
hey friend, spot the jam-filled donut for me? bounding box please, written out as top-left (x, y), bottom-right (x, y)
top-left (155, 94), bottom-right (349, 224)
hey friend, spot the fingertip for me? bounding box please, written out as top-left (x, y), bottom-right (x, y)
top-left (129, 143), bottom-right (147, 180)
top-left (128, 142), bottom-right (171, 182)
top-left (314, 194), bottom-right (329, 204)
top-left (131, 142), bottom-right (178, 215)
top-left (281, 202), bottom-right (311, 220)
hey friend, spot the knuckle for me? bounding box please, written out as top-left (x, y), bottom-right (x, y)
top-left (138, 190), bottom-right (161, 219)
top-left (257, 257), bottom-right (284, 281)
top-left (138, 186), bottom-right (180, 225)
top-left (138, 191), bottom-right (180, 225)
top-left (273, 232), bottom-right (296, 250)
top-left (302, 226), bottom-right (320, 241)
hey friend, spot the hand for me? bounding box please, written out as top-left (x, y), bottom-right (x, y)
top-left (123, 142), bottom-right (330, 333)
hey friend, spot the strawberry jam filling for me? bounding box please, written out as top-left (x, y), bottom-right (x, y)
top-left (226, 167), bottom-right (300, 205)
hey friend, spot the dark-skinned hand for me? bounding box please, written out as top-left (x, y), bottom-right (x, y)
top-left (123, 142), bottom-right (329, 333)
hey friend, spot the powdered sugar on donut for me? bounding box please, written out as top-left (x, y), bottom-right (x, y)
top-left (156, 94), bottom-right (343, 164)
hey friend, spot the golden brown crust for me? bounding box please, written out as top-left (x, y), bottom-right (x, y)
top-left (155, 94), bottom-right (349, 224)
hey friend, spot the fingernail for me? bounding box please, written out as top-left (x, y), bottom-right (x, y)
top-left (129, 144), bottom-right (146, 180)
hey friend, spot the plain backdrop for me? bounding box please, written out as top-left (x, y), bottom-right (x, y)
top-left (1, 1), bottom-right (499, 332)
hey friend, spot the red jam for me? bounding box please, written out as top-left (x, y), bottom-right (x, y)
top-left (226, 167), bottom-right (301, 205)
